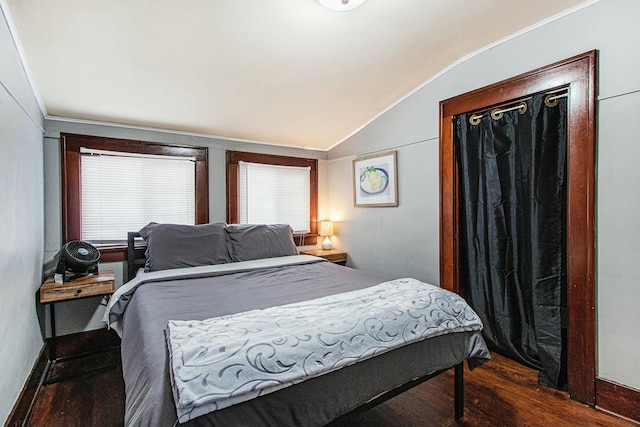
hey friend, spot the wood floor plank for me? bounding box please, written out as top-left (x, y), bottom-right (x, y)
top-left (18, 342), bottom-right (638, 427)
top-left (26, 365), bottom-right (124, 427)
top-left (344, 354), bottom-right (638, 427)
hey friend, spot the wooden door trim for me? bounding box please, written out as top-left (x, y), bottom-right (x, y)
top-left (438, 50), bottom-right (597, 405)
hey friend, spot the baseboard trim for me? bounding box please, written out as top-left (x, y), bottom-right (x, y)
top-left (596, 377), bottom-right (640, 423)
top-left (5, 343), bottom-right (48, 427)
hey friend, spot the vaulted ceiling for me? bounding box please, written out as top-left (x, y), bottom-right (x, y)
top-left (6, 0), bottom-right (588, 150)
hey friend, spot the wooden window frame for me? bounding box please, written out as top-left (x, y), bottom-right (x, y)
top-left (226, 150), bottom-right (318, 246)
top-left (61, 133), bottom-right (209, 262)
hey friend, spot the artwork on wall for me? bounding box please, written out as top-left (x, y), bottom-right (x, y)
top-left (353, 150), bottom-right (398, 207)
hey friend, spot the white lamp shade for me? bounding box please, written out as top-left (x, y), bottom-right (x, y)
top-left (319, 221), bottom-right (334, 237)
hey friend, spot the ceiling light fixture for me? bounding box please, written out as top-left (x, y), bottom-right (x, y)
top-left (318, 0), bottom-right (367, 12)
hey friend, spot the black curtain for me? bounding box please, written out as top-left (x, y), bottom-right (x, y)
top-left (454, 93), bottom-right (567, 388)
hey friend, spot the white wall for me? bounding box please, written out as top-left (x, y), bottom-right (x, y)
top-left (43, 119), bottom-right (328, 335)
top-left (0, 5), bottom-right (45, 425)
top-left (328, 0), bottom-right (640, 391)
top-left (329, 139), bottom-right (441, 283)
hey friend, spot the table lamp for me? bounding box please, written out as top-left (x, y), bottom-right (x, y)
top-left (319, 220), bottom-right (334, 250)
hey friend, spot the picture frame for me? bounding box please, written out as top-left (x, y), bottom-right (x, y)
top-left (353, 150), bottom-right (398, 207)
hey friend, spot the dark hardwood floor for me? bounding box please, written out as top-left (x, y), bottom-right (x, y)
top-left (14, 332), bottom-right (639, 427)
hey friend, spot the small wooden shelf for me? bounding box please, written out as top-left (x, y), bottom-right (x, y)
top-left (40, 271), bottom-right (115, 304)
top-left (300, 249), bottom-right (347, 265)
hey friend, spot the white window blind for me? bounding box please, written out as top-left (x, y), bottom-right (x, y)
top-left (238, 161), bottom-right (310, 233)
top-left (80, 148), bottom-right (195, 242)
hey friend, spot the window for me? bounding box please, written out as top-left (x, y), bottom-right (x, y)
top-left (239, 162), bottom-right (310, 233)
top-left (62, 134), bottom-right (209, 262)
top-left (80, 149), bottom-right (196, 241)
top-left (226, 151), bottom-right (318, 243)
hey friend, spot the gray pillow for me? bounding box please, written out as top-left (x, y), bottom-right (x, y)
top-left (139, 222), bottom-right (231, 272)
top-left (226, 224), bottom-right (298, 262)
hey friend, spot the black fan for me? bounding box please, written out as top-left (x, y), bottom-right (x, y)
top-left (55, 241), bottom-right (101, 282)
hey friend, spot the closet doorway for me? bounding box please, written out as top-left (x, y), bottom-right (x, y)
top-left (439, 51), bottom-right (596, 405)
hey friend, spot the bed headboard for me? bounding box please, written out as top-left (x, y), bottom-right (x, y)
top-left (126, 231), bottom-right (147, 283)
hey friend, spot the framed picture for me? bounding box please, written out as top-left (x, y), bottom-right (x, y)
top-left (353, 150), bottom-right (398, 207)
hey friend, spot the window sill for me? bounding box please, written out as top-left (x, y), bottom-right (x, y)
top-left (94, 244), bottom-right (128, 263)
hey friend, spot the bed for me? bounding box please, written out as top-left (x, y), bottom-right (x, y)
top-left (105, 223), bottom-right (490, 427)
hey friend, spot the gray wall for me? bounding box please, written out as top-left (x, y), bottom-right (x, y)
top-left (0, 6), bottom-right (45, 424)
top-left (43, 119), bottom-right (327, 335)
top-left (327, 0), bottom-right (640, 391)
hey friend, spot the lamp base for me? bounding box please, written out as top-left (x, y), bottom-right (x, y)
top-left (322, 236), bottom-right (332, 250)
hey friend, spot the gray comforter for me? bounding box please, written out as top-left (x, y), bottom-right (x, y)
top-left (106, 256), bottom-right (490, 427)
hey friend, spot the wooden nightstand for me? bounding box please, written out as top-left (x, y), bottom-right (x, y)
top-left (300, 249), bottom-right (347, 265)
top-left (40, 271), bottom-right (115, 304)
top-left (40, 271), bottom-right (116, 383)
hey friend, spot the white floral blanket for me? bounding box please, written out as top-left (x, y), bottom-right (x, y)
top-left (165, 277), bottom-right (483, 423)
